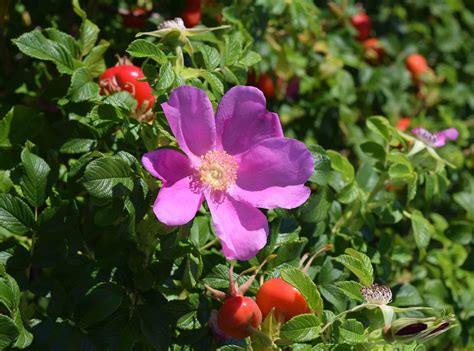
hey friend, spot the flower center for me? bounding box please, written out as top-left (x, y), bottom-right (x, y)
top-left (198, 150), bottom-right (238, 192)
top-left (361, 284), bottom-right (392, 305)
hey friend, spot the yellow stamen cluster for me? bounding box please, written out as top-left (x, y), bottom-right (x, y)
top-left (198, 150), bottom-right (238, 192)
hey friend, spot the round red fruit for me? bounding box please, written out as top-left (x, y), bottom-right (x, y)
top-left (256, 278), bottom-right (310, 323)
top-left (406, 54), bottom-right (428, 82)
top-left (120, 8), bottom-right (148, 29)
top-left (256, 73), bottom-right (275, 99)
top-left (350, 13), bottom-right (371, 41)
top-left (217, 296), bottom-right (262, 339)
top-left (182, 9), bottom-right (201, 27)
top-left (396, 117), bottom-right (411, 131)
top-left (363, 38), bottom-right (384, 63)
top-left (99, 65), bottom-right (155, 113)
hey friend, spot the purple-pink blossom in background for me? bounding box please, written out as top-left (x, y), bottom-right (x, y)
top-left (142, 85), bottom-right (314, 260)
top-left (411, 127), bottom-right (459, 148)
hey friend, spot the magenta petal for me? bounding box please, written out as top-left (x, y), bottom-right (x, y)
top-left (437, 128), bottom-right (459, 141)
top-left (207, 194), bottom-right (268, 260)
top-left (231, 184), bottom-right (311, 209)
top-left (215, 86), bottom-right (283, 155)
top-left (233, 137), bottom-right (314, 208)
top-left (153, 177), bottom-right (204, 226)
top-left (161, 86), bottom-right (216, 162)
top-left (431, 135), bottom-right (447, 148)
top-left (141, 149), bottom-right (192, 185)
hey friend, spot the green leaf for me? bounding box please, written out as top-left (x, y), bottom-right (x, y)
top-left (0, 315), bottom-right (19, 350)
top-left (280, 314), bottom-right (321, 342)
top-left (156, 62), bottom-right (174, 90)
top-left (126, 39), bottom-right (167, 65)
top-left (189, 216), bottom-right (210, 247)
top-left (44, 28), bottom-right (80, 58)
top-left (281, 268), bottom-right (323, 315)
top-left (72, 0), bottom-right (87, 19)
top-left (194, 42), bottom-right (220, 70)
top-left (83, 40), bottom-right (110, 77)
top-left (410, 210), bottom-right (434, 250)
top-left (300, 187), bottom-right (331, 223)
top-left (326, 150), bottom-right (354, 183)
top-left (0, 194), bottom-right (35, 235)
top-left (59, 138), bottom-right (98, 154)
top-left (217, 345), bottom-right (247, 351)
top-left (238, 50), bottom-right (261, 66)
top-left (366, 116), bottom-right (391, 142)
top-left (78, 282), bottom-right (123, 328)
top-left (68, 67), bottom-right (100, 102)
top-left (138, 305), bottom-right (171, 351)
top-left (0, 106), bottom-right (44, 147)
top-left (79, 156), bottom-right (134, 198)
top-left (20, 148), bottom-right (51, 208)
top-left (337, 182), bottom-right (361, 204)
top-left (393, 284), bottom-right (423, 306)
top-left (202, 71), bottom-right (224, 97)
top-left (223, 34), bottom-right (241, 66)
top-left (0, 271), bottom-right (21, 313)
top-left (334, 281), bottom-right (364, 302)
top-left (360, 141), bottom-right (386, 161)
top-left (339, 319), bottom-right (365, 343)
top-left (13, 30), bottom-right (76, 74)
top-left (389, 163), bottom-right (413, 180)
top-left (334, 249), bottom-right (373, 286)
top-left (12, 311), bottom-right (32, 349)
top-left (181, 250), bottom-right (203, 290)
top-left (78, 19), bottom-right (99, 56)
top-left (308, 145), bottom-right (331, 186)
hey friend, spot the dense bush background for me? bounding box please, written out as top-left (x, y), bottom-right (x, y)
top-left (0, 0), bottom-right (472, 350)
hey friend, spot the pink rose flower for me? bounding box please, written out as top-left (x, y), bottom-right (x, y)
top-left (411, 127), bottom-right (459, 148)
top-left (142, 86), bottom-right (314, 260)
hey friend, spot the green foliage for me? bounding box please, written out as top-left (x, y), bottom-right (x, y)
top-left (0, 0), bottom-right (472, 350)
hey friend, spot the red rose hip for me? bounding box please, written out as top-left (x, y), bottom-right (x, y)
top-left (363, 38), bottom-right (384, 63)
top-left (217, 296), bottom-right (262, 338)
top-left (99, 64), bottom-right (155, 113)
top-left (256, 278), bottom-right (310, 323)
top-left (406, 54), bottom-right (429, 82)
top-left (350, 13), bottom-right (371, 41)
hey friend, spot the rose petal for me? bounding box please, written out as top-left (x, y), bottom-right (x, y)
top-left (215, 86), bottom-right (283, 155)
top-left (207, 194), bottom-right (268, 260)
top-left (232, 137), bottom-right (313, 208)
top-left (141, 149), bottom-right (192, 184)
top-left (437, 128), bottom-right (459, 141)
top-left (161, 86), bottom-right (216, 163)
top-left (153, 176), bottom-right (204, 226)
top-left (231, 184), bottom-right (310, 209)
top-left (431, 135), bottom-right (447, 148)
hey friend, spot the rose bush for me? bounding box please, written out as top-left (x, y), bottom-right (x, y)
top-left (0, 0), bottom-right (472, 350)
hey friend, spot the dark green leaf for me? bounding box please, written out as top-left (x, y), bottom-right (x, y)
top-left (13, 30), bottom-right (76, 74)
top-left (79, 156), bottom-right (134, 198)
top-left (0, 315), bottom-right (19, 350)
top-left (20, 148), bottom-right (51, 208)
top-left (78, 282), bottom-right (124, 328)
top-left (0, 194), bottom-right (35, 235)
top-left (68, 67), bottom-right (100, 102)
